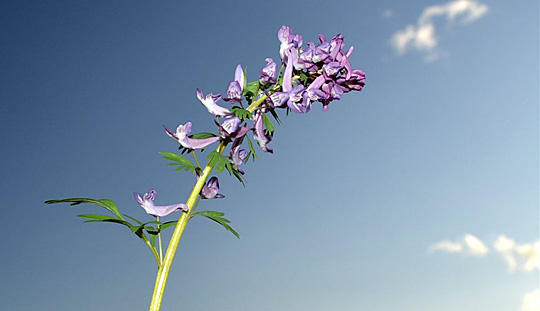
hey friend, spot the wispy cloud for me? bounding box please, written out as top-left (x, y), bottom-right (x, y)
top-left (522, 290), bottom-right (540, 311)
top-left (390, 0), bottom-right (489, 61)
top-left (382, 9), bottom-right (394, 19)
top-left (494, 235), bottom-right (540, 273)
top-left (429, 234), bottom-right (488, 256)
top-left (430, 234), bottom-right (540, 273)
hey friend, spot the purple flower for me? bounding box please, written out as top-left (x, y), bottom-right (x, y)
top-left (224, 65), bottom-right (245, 103)
top-left (196, 89), bottom-right (231, 117)
top-left (253, 110), bottom-right (273, 153)
top-left (278, 25), bottom-right (294, 60)
top-left (134, 188), bottom-right (188, 217)
top-left (201, 177), bottom-right (225, 199)
top-left (267, 91), bottom-right (289, 108)
top-left (322, 61), bottom-right (341, 77)
top-left (164, 121), bottom-right (220, 149)
top-left (287, 85), bottom-right (310, 114)
top-left (259, 58), bottom-right (277, 84)
top-left (216, 116), bottom-right (250, 141)
top-left (230, 145), bottom-right (248, 174)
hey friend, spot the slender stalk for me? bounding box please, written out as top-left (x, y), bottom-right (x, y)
top-left (148, 93), bottom-right (270, 311)
top-left (142, 235), bottom-right (161, 268)
top-left (157, 216), bottom-right (163, 264)
top-left (148, 143), bottom-right (225, 311)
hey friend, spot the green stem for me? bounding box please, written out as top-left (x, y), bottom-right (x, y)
top-left (142, 235), bottom-right (161, 268)
top-left (148, 143), bottom-right (226, 311)
top-left (148, 78), bottom-right (280, 310)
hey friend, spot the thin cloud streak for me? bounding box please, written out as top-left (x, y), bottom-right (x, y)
top-left (390, 0), bottom-right (489, 61)
top-left (429, 234), bottom-right (488, 256)
top-left (430, 234), bottom-right (540, 273)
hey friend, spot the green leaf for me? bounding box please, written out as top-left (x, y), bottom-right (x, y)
top-left (161, 221), bottom-right (178, 230)
top-left (267, 108), bottom-right (282, 124)
top-left (243, 80), bottom-right (260, 97)
top-left (299, 73), bottom-right (308, 83)
top-left (189, 132), bottom-right (218, 139)
top-left (78, 214), bottom-right (132, 227)
top-left (191, 210), bottom-right (240, 239)
top-left (245, 135), bottom-right (258, 162)
top-left (149, 234), bottom-right (157, 248)
top-left (262, 113), bottom-right (277, 135)
top-left (45, 198), bottom-right (123, 219)
top-left (123, 214), bottom-right (143, 225)
top-left (225, 162), bottom-right (246, 186)
top-left (231, 107), bottom-right (253, 121)
top-left (160, 152), bottom-right (197, 173)
top-left (206, 151), bottom-right (233, 173)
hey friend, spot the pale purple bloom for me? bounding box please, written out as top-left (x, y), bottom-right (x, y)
top-left (134, 188), bottom-right (188, 217)
top-left (201, 177), bottom-right (225, 199)
top-left (282, 48), bottom-right (294, 93)
top-left (196, 89), bottom-right (231, 117)
top-left (267, 91), bottom-right (289, 108)
top-left (287, 85), bottom-right (310, 114)
top-left (322, 62), bottom-right (341, 76)
top-left (164, 121), bottom-right (220, 149)
top-left (224, 65), bottom-right (245, 102)
top-left (306, 75), bottom-right (328, 103)
top-left (259, 58), bottom-right (277, 84)
top-left (221, 116), bottom-right (241, 136)
top-left (253, 110), bottom-right (273, 153)
top-left (216, 117), bottom-right (250, 141)
top-left (230, 145), bottom-right (248, 174)
top-left (278, 25), bottom-right (294, 60)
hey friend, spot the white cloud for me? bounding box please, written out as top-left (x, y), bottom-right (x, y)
top-left (430, 234), bottom-right (540, 273)
top-left (429, 240), bottom-right (463, 253)
top-left (516, 241), bottom-right (540, 272)
top-left (429, 234), bottom-right (488, 256)
top-left (494, 235), bottom-right (540, 273)
top-left (523, 290), bottom-right (540, 311)
top-left (390, 0), bottom-right (489, 61)
top-left (494, 235), bottom-right (518, 272)
top-left (382, 9), bottom-right (394, 19)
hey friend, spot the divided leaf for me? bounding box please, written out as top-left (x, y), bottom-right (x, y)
top-left (190, 211), bottom-right (240, 239)
top-left (45, 198), bottom-right (123, 219)
top-left (262, 113), bottom-right (277, 135)
top-left (207, 151), bottom-right (233, 173)
top-left (245, 135), bottom-right (258, 162)
top-left (231, 107), bottom-right (253, 121)
top-left (160, 152), bottom-right (197, 173)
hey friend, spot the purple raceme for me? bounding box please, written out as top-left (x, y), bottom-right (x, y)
top-left (134, 188), bottom-right (188, 217)
top-left (201, 177), bottom-right (225, 199)
top-left (164, 121), bottom-right (220, 150)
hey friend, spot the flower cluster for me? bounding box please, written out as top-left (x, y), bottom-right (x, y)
top-left (138, 25), bottom-right (365, 217)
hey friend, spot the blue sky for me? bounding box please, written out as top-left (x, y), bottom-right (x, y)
top-left (1, 0), bottom-right (538, 310)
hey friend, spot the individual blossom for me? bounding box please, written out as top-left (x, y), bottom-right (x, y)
top-left (337, 68), bottom-right (366, 92)
top-left (287, 85), bottom-right (310, 114)
top-left (253, 110), bottom-right (273, 153)
top-left (196, 89), bottom-right (231, 117)
top-left (134, 188), bottom-right (188, 217)
top-left (201, 177), bottom-right (225, 199)
top-left (229, 134), bottom-right (248, 174)
top-left (259, 58), bottom-right (277, 84)
top-left (267, 91), bottom-right (289, 108)
top-left (224, 65), bottom-right (245, 103)
top-left (216, 116), bottom-right (250, 142)
top-left (164, 121), bottom-right (220, 149)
